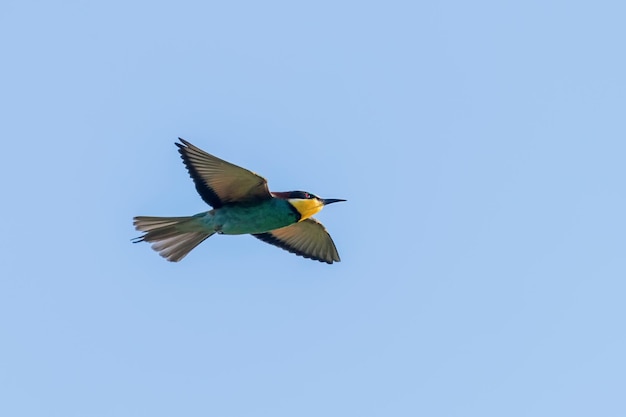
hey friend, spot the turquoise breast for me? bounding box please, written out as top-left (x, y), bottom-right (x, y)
top-left (201, 198), bottom-right (299, 235)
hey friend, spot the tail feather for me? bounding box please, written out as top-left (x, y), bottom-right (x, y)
top-left (133, 215), bottom-right (214, 262)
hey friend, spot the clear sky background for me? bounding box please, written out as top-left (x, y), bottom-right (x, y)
top-left (2, 1), bottom-right (625, 416)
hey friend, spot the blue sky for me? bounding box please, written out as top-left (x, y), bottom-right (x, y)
top-left (2, 1), bottom-right (625, 416)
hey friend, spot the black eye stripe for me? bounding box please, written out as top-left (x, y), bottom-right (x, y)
top-left (288, 191), bottom-right (315, 199)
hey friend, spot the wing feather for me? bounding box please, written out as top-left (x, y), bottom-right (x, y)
top-left (253, 218), bottom-right (341, 264)
top-left (176, 138), bottom-right (272, 208)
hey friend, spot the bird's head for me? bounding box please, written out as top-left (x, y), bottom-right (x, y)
top-left (273, 191), bottom-right (346, 221)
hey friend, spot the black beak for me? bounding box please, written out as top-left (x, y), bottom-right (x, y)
top-left (322, 198), bottom-right (346, 206)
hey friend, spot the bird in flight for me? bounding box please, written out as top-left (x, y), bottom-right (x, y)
top-left (133, 139), bottom-right (345, 264)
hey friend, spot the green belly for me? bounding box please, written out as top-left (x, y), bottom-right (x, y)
top-left (200, 199), bottom-right (299, 235)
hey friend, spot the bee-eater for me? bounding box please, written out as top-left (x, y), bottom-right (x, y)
top-left (133, 138), bottom-right (345, 264)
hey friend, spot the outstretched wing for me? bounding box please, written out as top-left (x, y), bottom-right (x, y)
top-left (253, 218), bottom-right (341, 264)
top-left (176, 138), bottom-right (272, 208)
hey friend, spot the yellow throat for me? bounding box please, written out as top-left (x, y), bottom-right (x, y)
top-left (288, 198), bottom-right (324, 221)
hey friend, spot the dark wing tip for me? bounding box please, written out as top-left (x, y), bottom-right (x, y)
top-left (174, 138), bottom-right (224, 208)
top-left (252, 231), bottom-right (340, 264)
top-left (175, 138), bottom-right (192, 154)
